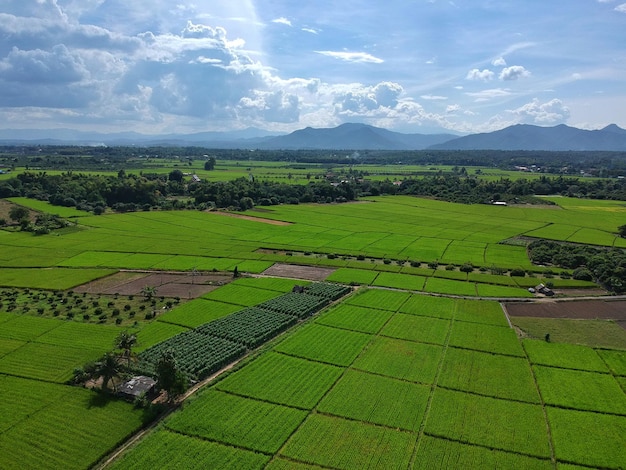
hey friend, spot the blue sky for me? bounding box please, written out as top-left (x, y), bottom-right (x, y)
top-left (1, 0), bottom-right (625, 135)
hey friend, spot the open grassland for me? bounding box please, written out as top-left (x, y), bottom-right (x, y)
top-left (110, 289), bottom-right (626, 469)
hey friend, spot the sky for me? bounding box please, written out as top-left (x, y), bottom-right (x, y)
top-left (1, 0), bottom-right (625, 136)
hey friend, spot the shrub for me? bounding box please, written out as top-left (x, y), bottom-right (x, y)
top-left (572, 267), bottom-right (593, 281)
top-left (510, 268), bottom-right (526, 277)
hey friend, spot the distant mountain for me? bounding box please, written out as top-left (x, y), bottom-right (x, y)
top-left (0, 128), bottom-right (282, 147)
top-left (256, 123), bottom-right (458, 150)
top-left (1, 122), bottom-right (625, 151)
top-left (428, 123), bottom-right (626, 151)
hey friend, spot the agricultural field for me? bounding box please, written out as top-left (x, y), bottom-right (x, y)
top-left (112, 289), bottom-right (626, 469)
top-left (1, 192), bottom-right (626, 469)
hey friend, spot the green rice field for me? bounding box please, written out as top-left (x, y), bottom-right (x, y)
top-left (1, 193), bottom-right (626, 469)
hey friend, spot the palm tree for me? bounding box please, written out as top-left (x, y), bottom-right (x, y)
top-left (114, 331), bottom-right (137, 367)
top-left (94, 353), bottom-right (123, 392)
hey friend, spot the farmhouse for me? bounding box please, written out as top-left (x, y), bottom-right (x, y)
top-left (117, 375), bottom-right (157, 401)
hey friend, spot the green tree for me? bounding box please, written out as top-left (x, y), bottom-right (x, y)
top-left (114, 331), bottom-right (137, 367)
top-left (141, 285), bottom-right (157, 301)
top-left (618, 224), bottom-right (626, 238)
top-left (156, 349), bottom-right (187, 402)
top-left (93, 352), bottom-right (124, 392)
top-left (204, 157), bottom-right (216, 171)
top-left (9, 206), bottom-right (29, 223)
top-left (168, 169), bottom-right (184, 182)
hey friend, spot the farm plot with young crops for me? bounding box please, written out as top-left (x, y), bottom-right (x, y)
top-left (164, 389), bottom-right (308, 453)
top-left (109, 429), bottom-right (271, 470)
top-left (317, 369), bottom-right (430, 431)
top-left (273, 323), bottom-right (371, 366)
top-left (156, 298), bottom-right (240, 328)
top-left (0, 267), bottom-right (116, 289)
top-left (352, 336), bottom-right (443, 384)
top-left (413, 435), bottom-right (553, 470)
top-left (0, 377), bottom-right (146, 470)
top-left (533, 366), bottom-right (626, 414)
top-left (315, 303), bottom-right (393, 334)
top-left (547, 407), bottom-right (626, 469)
top-left (380, 313), bottom-right (450, 345)
top-left (438, 348), bottom-right (540, 403)
top-left (424, 388), bottom-right (551, 458)
top-left (216, 352), bottom-right (343, 408)
top-left (523, 339), bottom-right (609, 372)
top-left (345, 288), bottom-right (410, 311)
top-left (280, 413), bottom-right (416, 470)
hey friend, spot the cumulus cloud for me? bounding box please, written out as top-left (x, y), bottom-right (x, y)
top-left (421, 94), bottom-right (448, 100)
top-left (466, 68), bottom-right (494, 81)
top-left (239, 90), bottom-right (300, 123)
top-left (492, 57), bottom-right (506, 67)
top-left (315, 51), bottom-right (384, 64)
top-left (508, 98), bottom-right (570, 124)
top-left (615, 3), bottom-right (626, 12)
top-left (499, 65), bottom-right (531, 80)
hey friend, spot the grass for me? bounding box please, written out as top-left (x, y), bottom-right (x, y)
top-left (0, 382), bottom-right (146, 470)
top-left (533, 366), bottom-right (626, 414)
top-left (216, 352), bottom-right (342, 409)
top-left (346, 288), bottom-right (411, 311)
top-left (0, 267), bottom-right (116, 289)
top-left (280, 413), bottom-right (416, 470)
top-left (380, 313), bottom-right (450, 345)
top-left (273, 324), bottom-right (371, 366)
top-left (201, 284), bottom-right (283, 306)
top-left (325, 267), bottom-right (379, 285)
top-left (109, 429), bottom-right (270, 470)
top-left (315, 304), bottom-right (393, 334)
top-left (425, 388), bottom-right (551, 458)
top-left (165, 389), bottom-right (308, 453)
top-left (318, 369), bottom-right (430, 431)
top-left (413, 435), bottom-right (553, 470)
top-left (439, 347), bottom-right (540, 403)
top-left (447, 321), bottom-right (525, 356)
top-left (512, 317), bottom-right (626, 349)
top-left (523, 339), bottom-right (609, 372)
top-left (399, 294), bottom-right (458, 319)
top-left (156, 298), bottom-right (240, 328)
top-left (547, 407), bottom-right (626, 469)
top-left (596, 349), bottom-right (626, 375)
top-left (352, 336), bottom-right (443, 384)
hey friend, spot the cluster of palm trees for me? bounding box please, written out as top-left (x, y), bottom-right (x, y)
top-left (72, 331), bottom-right (137, 392)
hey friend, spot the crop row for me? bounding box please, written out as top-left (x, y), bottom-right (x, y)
top-left (137, 332), bottom-right (245, 381)
top-left (196, 308), bottom-right (297, 348)
top-left (257, 292), bottom-right (330, 319)
top-left (303, 282), bottom-right (352, 300)
top-left (138, 283), bottom-right (350, 380)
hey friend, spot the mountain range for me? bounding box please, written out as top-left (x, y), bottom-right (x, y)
top-left (1, 122), bottom-right (625, 151)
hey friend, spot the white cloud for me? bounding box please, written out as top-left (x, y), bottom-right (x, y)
top-left (508, 98), bottom-right (570, 124)
top-left (466, 68), bottom-right (495, 81)
top-left (499, 65), bottom-right (531, 80)
top-left (315, 51), bottom-right (384, 64)
top-left (466, 88), bottom-right (512, 101)
top-left (302, 27), bottom-right (319, 34)
top-left (446, 104), bottom-right (460, 113)
top-left (492, 57), bottom-right (506, 67)
top-left (421, 94), bottom-right (448, 100)
top-left (615, 3), bottom-right (626, 12)
top-left (272, 17), bottom-right (292, 26)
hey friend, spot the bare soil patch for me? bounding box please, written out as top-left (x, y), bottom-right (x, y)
top-left (74, 271), bottom-right (232, 299)
top-left (209, 210), bottom-right (292, 226)
top-left (262, 263), bottom-right (336, 281)
top-left (505, 299), bottom-right (626, 320)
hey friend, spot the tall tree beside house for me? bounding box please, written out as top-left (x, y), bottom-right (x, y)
top-left (93, 352), bottom-right (124, 392)
top-left (114, 331), bottom-right (137, 367)
top-left (204, 157), bottom-right (216, 170)
top-left (156, 349), bottom-right (187, 402)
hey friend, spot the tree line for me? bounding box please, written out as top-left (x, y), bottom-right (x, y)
top-left (1, 171), bottom-right (625, 215)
